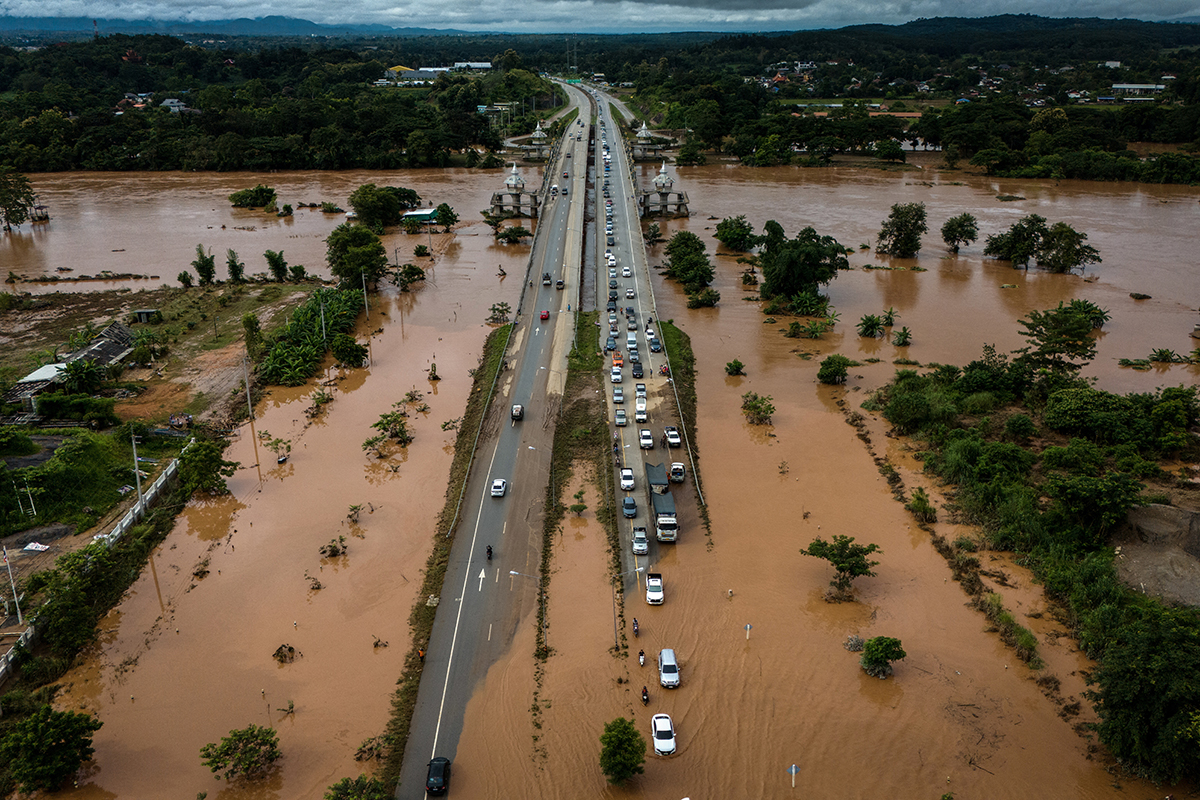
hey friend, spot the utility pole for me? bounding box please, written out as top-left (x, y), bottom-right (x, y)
top-left (131, 432), bottom-right (143, 507)
top-left (3, 547), bottom-right (23, 625)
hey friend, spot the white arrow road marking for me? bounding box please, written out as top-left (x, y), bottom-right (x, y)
top-left (477, 568), bottom-right (487, 592)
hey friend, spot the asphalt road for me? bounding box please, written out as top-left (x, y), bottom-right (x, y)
top-left (394, 83), bottom-right (595, 798)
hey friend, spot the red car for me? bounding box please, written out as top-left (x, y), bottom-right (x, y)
top-left (541, 310), bottom-right (550, 321)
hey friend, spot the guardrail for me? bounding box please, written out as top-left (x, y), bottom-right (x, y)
top-left (0, 442), bottom-right (190, 687)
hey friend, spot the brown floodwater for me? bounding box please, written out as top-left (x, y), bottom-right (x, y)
top-left (45, 169), bottom-right (531, 798)
top-left (23, 163), bottom-right (1200, 798)
top-left (449, 161), bottom-right (1197, 799)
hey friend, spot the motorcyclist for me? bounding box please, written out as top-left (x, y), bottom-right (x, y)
top-left (632, 618), bottom-right (639, 637)
top-left (641, 686), bottom-right (649, 705)
top-left (486, 545), bottom-right (493, 560)
top-left (638, 649), bottom-right (645, 666)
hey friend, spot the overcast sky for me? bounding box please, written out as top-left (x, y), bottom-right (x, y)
top-left (1, 0), bottom-right (1199, 32)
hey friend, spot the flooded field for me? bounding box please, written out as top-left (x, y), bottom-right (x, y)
top-left (41, 169), bottom-right (530, 797)
top-left (12, 161), bottom-right (1199, 798)
top-left (451, 162), bottom-right (1197, 798)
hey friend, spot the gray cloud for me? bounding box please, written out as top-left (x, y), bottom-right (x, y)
top-left (3, 0), bottom-right (1200, 32)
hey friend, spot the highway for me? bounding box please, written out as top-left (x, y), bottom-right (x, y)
top-left (394, 82), bottom-right (594, 798)
top-left (395, 81), bottom-right (687, 797)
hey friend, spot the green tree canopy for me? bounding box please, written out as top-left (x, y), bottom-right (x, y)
top-left (0, 706), bottom-right (103, 792)
top-left (941, 212), bottom-right (979, 252)
top-left (324, 775), bottom-right (394, 800)
top-left (599, 717), bottom-right (646, 785)
top-left (1014, 302), bottom-right (1097, 376)
top-left (325, 223), bottom-right (389, 286)
top-left (179, 439), bottom-right (240, 496)
top-left (58, 358), bottom-right (105, 394)
top-left (200, 724), bottom-right (281, 781)
top-left (801, 534), bottom-right (881, 593)
top-left (0, 166), bottom-right (36, 232)
top-left (861, 636), bottom-right (907, 678)
top-left (876, 202), bottom-right (927, 258)
top-left (759, 221), bottom-right (847, 300)
top-left (192, 244), bottom-right (217, 285)
top-left (435, 202), bottom-right (459, 233)
top-left (714, 215), bottom-right (757, 251)
top-left (663, 231), bottom-right (715, 293)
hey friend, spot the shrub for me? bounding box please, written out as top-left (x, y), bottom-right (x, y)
top-left (905, 487), bottom-right (938, 522)
top-left (860, 636), bottom-right (906, 678)
top-left (818, 354), bottom-right (853, 385)
top-left (725, 359), bottom-right (745, 376)
top-left (1004, 413), bottom-right (1036, 441)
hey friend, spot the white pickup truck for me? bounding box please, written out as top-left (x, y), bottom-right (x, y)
top-left (646, 573), bottom-right (664, 605)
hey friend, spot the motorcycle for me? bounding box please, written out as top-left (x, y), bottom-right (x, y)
top-left (641, 686), bottom-right (649, 705)
top-left (638, 649), bottom-right (645, 666)
top-left (632, 618), bottom-right (639, 638)
top-left (486, 545), bottom-right (493, 561)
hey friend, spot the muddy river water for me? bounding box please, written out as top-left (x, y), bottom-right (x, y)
top-left (11, 162), bottom-right (1199, 798)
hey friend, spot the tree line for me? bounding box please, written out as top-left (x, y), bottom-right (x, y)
top-left (0, 35), bottom-right (562, 172)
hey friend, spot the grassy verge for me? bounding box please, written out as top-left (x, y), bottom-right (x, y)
top-left (658, 320), bottom-right (711, 539)
top-left (377, 323), bottom-right (512, 783)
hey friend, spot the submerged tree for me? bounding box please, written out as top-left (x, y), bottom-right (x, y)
top-left (0, 166), bottom-right (36, 232)
top-left (200, 724), bottom-right (281, 781)
top-left (759, 221), bottom-right (847, 300)
top-left (876, 202), bottom-right (927, 258)
top-left (0, 706), bottom-right (103, 792)
top-left (860, 636), bottom-right (906, 678)
top-left (599, 717), bottom-right (646, 785)
top-left (801, 535), bottom-right (881, 599)
top-left (941, 213), bottom-right (979, 253)
top-left (714, 215), bottom-right (757, 251)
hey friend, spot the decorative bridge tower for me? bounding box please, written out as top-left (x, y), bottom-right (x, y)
top-left (638, 161), bottom-right (688, 218)
top-left (489, 163), bottom-right (540, 218)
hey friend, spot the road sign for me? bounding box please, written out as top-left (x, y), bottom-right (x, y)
top-left (745, 623), bottom-right (752, 640)
top-left (788, 763), bottom-right (800, 788)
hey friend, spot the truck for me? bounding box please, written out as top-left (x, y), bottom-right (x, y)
top-left (645, 573), bottom-right (664, 605)
top-left (664, 426), bottom-right (682, 448)
top-left (669, 462), bottom-right (686, 483)
top-left (651, 491), bottom-right (678, 542)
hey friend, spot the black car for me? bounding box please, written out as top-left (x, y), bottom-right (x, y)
top-left (649, 338), bottom-right (662, 352)
top-left (609, 290), bottom-right (619, 301)
top-left (605, 336), bottom-right (617, 350)
top-left (609, 279), bottom-right (618, 289)
top-left (632, 363), bottom-right (644, 378)
top-left (607, 236), bottom-right (615, 246)
top-left (427, 757), bottom-right (451, 795)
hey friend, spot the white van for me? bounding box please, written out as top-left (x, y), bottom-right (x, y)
top-left (626, 332), bottom-right (638, 348)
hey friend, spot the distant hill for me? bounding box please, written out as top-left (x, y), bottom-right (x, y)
top-left (0, 15), bottom-right (468, 37)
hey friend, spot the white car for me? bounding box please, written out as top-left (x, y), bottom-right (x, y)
top-left (490, 478), bottom-right (507, 497)
top-left (632, 526), bottom-right (649, 555)
top-left (613, 387), bottom-right (624, 404)
top-left (651, 713), bottom-right (676, 756)
top-left (615, 408), bottom-right (627, 426)
top-left (635, 383), bottom-right (647, 398)
top-left (626, 288), bottom-right (635, 298)
top-left (639, 429), bottom-right (654, 449)
top-left (620, 468), bottom-right (635, 491)
top-left (645, 573), bottom-right (664, 604)
top-left (611, 367), bottom-right (622, 384)
top-left (622, 267), bottom-right (631, 277)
